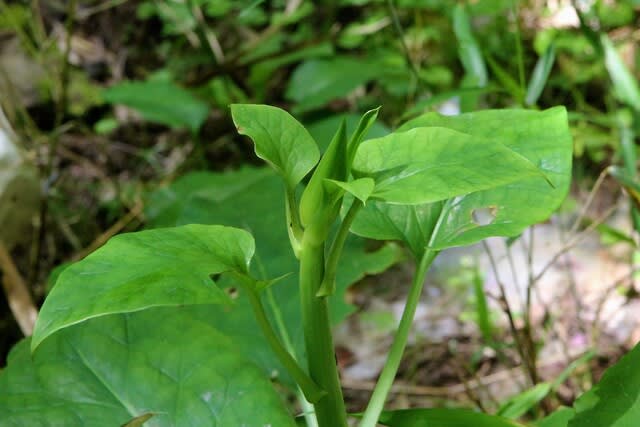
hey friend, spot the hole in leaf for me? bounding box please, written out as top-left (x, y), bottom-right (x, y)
top-left (210, 273), bottom-right (221, 282)
top-left (471, 206), bottom-right (498, 226)
top-left (226, 287), bottom-right (239, 299)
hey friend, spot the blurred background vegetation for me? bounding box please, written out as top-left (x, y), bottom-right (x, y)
top-left (1, 0), bottom-right (640, 419)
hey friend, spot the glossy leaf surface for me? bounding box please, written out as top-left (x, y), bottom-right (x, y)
top-left (352, 126), bottom-right (543, 204)
top-left (351, 107), bottom-right (571, 253)
top-left (377, 408), bottom-right (525, 427)
top-left (230, 104), bottom-right (320, 189)
top-left (0, 309), bottom-right (296, 426)
top-left (145, 167), bottom-right (402, 385)
top-left (407, 107), bottom-right (571, 248)
top-left (32, 225), bottom-right (254, 350)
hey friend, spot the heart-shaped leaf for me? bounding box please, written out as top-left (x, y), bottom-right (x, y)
top-left (350, 107), bottom-right (571, 255)
top-left (0, 308), bottom-right (296, 426)
top-left (399, 107), bottom-right (572, 249)
top-left (231, 104), bottom-right (319, 190)
top-left (352, 126), bottom-right (544, 204)
top-left (32, 224), bottom-right (255, 350)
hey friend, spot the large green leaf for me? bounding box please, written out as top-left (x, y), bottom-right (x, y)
top-left (230, 104), bottom-right (320, 190)
top-left (351, 107), bottom-right (571, 253)
top-left (401, 107), bottom-right (572, 248)
top-left (352, 126), bottom-right (543, 205)
top-left (568, 340), bottom-right (640, 427)
top-left (102, 79), bottom-right (209, 132)
top-left (145, 166), bottom-right (402, 385)
top-left (376, 408), bottom-right (526, 427)
top-left (31, 225), bottom-right (255, 350)
top-left (0, 308), bottom-right (296, 426)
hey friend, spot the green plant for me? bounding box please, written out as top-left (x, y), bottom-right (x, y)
top-left (0, 103), bottom-right (579, 426)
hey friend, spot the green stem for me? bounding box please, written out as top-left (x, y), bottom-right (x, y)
top-left (317, 200), bottom-right (363, 296)
top-left (245, 287), bottom-right (325, 403)
top-left (257, 251), bottom-right (319, 425)
top-left (264, 288), bottom-right (318, 427)
top-left (358, 249), bottom-right (439, 427)
top-left (300, 236), bottom-right (348, 427)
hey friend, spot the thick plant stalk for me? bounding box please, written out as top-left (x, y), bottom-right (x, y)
top-left (299, 237), bottom-right (348, 427)
top-left (359, 249), bottom-right (438, 427)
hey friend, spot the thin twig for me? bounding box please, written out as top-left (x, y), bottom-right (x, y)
top-left (532, 205), bottom-right (618, 284)
top-left (591, 268), bottom-right (640, 345)
top-left (0, 241), bottom-right (38, 336)
top-left (385, 0), bottom-right (422, 95)
top-left (188, 0), bottom-right (225, 63)
top-left (451, 357), bottom-right (487, 412)
top-left (342, 348), bottom-right (590, 398)
top-left (482, 240), bottom-right (538, 385)
top-left (77, 0), bottom-right (129, 19)
top-left (569, 169), bottom-right (608, 236)
top-left (71, 202), bottom-right (144, 261)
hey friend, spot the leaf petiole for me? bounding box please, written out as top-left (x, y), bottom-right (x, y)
top-left (233, 272), bottom-right (326, 403)
top-left (358, 249), bottom-right (439, 427)
top-left (317, 199), bottom-right (363, 297)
